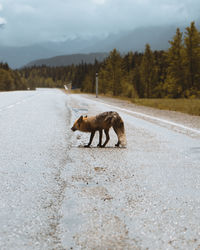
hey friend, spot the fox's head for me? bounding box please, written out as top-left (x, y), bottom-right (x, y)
top-left (71, 115), bottom-right (87, 132)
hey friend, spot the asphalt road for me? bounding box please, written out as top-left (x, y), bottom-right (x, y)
top-left (0, 88), bottom-right (200, 249)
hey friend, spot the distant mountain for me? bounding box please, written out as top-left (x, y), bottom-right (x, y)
top-left (26, 53), bottom-right (108, 67)
top-left (0, 37), bottom-right (105, 68)
top-left (41, 36), bottom-right (102, 54)
top-left (0, 45), bottom-right (61, 69)
top-left (0, 25), bottom-right (189, 68)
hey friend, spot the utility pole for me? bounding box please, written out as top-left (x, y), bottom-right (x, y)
top-left (96, 72), bottom-right (98, 98)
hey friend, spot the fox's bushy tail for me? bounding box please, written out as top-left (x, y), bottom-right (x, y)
top-left (112, 114), bottom-right (127, 147)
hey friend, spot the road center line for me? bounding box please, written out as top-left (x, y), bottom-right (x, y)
top-left (0, 93), bottom-right (40, 112)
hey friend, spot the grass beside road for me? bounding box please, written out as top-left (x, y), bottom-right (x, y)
top-left (62, 89), bottom-right (200, 116)
top-left (131, 98), bottom-right (200, 116)
top-left (97, 93), bottom-right (200, 116)
top-left (103, 95), bottom-right (200, 116)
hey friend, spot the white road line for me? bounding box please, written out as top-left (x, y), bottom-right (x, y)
top-left (76, 95), bottom-right (200, 135)
top-left (104, 103), bottom-right (200, 135)
top-left (0, 94), bottom-right (39, 112)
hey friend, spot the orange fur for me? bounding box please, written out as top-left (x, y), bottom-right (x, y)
top-left (71, 111), bottom-right (126, 147)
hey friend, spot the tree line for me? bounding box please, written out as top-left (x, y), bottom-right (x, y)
top-left (82, 22), bottom-right (200, 98)
top-left (0, 63), bottom-right (27, 91)
top-left (1, 22), bottom-right (200, 98)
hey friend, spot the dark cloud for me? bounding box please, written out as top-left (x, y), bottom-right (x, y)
top-left (0, 0), bottom-right (199, 46)
top-left (0, 23), bottom-right (5, 28)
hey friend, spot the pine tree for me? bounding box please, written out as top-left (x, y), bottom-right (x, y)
top-left (164, 28), bottom-right (185, 97)
top-left (184, 22), bottom-right (200, 96)
top-left (140, 44), bottom-right (155, 98)
top-left (0, 69), bottom-right (15, 91)
top-left (99, 49), bottom-right (123, 96)
top-left (122, 52), bottom-right (134, 73)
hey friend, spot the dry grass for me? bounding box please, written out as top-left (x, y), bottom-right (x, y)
top-left (62, 89), bottom-right (200, 116)
top-left (131, 98), bottom-right (200, 116)
top-left (97, 94), bottom-right (200, 116)
top-left (61, 88), bottom-right (81, 94)
top-left (70, 88), bottom-right (81, 94)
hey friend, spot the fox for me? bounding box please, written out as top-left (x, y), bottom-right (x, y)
top-left (71, 111), bottom-right (126, 147)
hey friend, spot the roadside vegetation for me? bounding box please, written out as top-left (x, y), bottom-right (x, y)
top-left (132, 98), bottom-right (200, 116)
top-left (0, 63), bottom-right (28, 91)
top-left (1, 22), bottom-right (200, 115)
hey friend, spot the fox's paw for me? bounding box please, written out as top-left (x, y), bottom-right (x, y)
top-left (97, 143), bottom-right (102, 147)
top-left (84, 144), bottom-right (91, 148)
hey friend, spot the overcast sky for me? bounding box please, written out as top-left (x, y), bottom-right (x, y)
top-left (0, 0), bottom-right (199, 46)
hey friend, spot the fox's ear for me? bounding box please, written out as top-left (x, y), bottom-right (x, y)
top-left (84, 115), bottom-right (88, 118)
top-left (78, 115), bottom-right (83, 123)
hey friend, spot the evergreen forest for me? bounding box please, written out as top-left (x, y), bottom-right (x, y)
top-left (1, 22), bottom-right (200, 99)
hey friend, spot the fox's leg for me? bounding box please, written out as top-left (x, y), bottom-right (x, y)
top-left (85, 131), bottom-right (95, 147)
top-left (97, 130), bottom-right (102, 147)
top-left (113, 126), bottom-right (120, 147)
top-left (102, 129), bottom-right (110, 147)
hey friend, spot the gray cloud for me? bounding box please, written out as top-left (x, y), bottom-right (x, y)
top-left (0, 3), bottom-right (6, 28)
top-left (0, 20), bottom-right (6, 28)
top-left (0, 0), bottom-right (199, 46)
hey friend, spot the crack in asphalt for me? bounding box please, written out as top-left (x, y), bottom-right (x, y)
top-left (44, 98), bottom-right (74, 250)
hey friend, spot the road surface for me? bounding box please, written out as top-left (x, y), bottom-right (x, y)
top-left (0, 88), bottom-right (200, 249)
